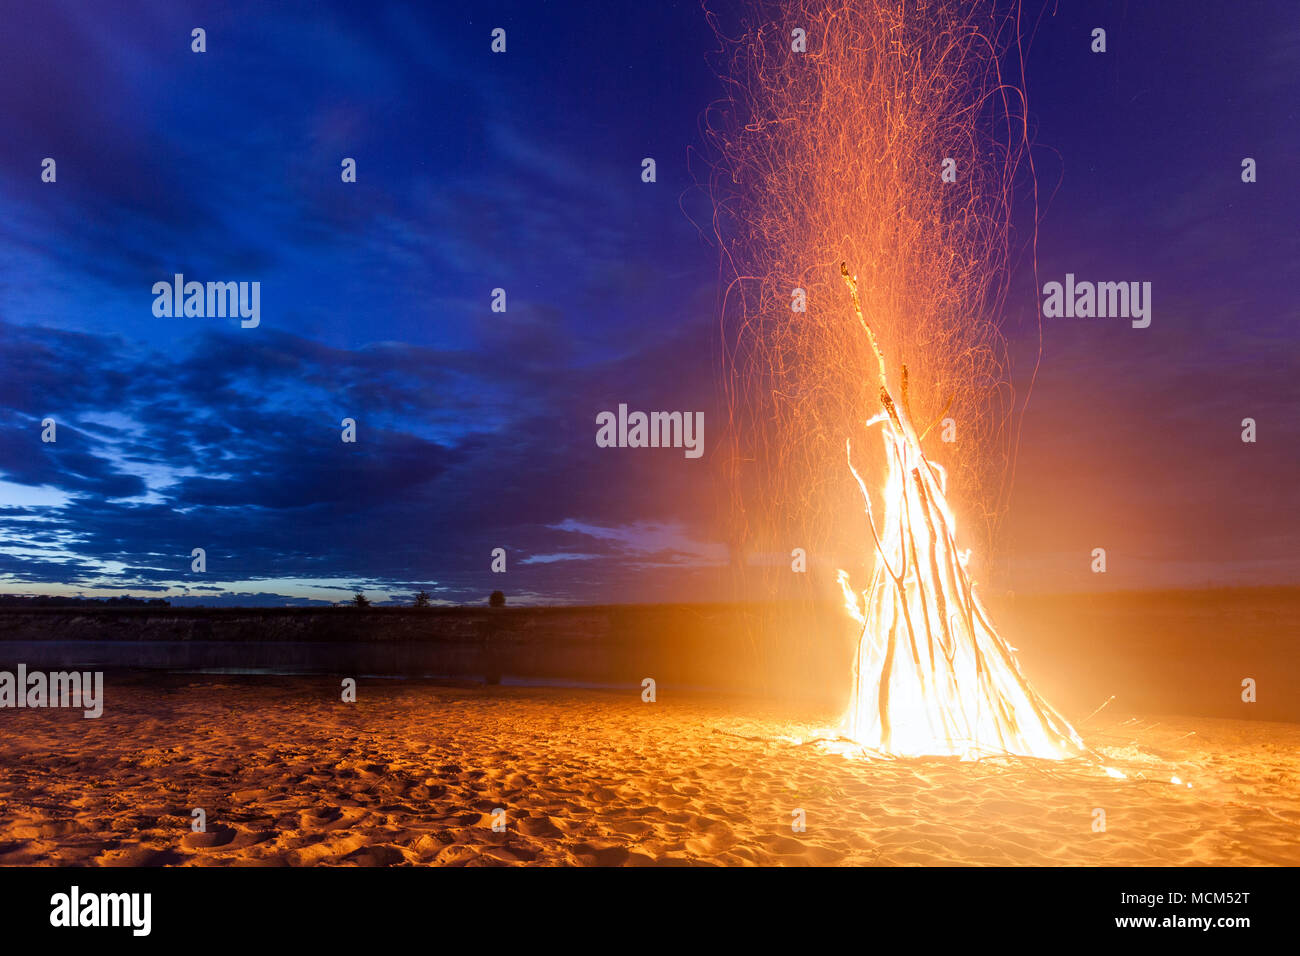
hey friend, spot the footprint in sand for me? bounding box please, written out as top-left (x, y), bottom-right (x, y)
top-left (514, 814), bottom-right (565, 838)
top-left (341, 844), bottom-right (408, 866)
top-left (572, 843), bottom-right (631, 866)
top-left (755, 833), bottom-right (807, 857)
top-left (479, 844), bottom-right (539, 864)
top-left (182, 825), bottom-right (238, 849)
top-left (11, 819), bottom-right (80, 839)
top-left (298, 805), bottom-right (368, 831)
top-left (285, 832), bottom-right (373, 865)
top-left (609, 819), bottom-right (654, 839)
top-left (95, 846), bottom-right (187, 866)
top-left (377, 802), bottom-right (424, 814)
top-left (433, 843), bottom-right (481, 865)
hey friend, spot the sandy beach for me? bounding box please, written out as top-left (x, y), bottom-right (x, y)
top-left (1, 673), bottom-right (1298, 866)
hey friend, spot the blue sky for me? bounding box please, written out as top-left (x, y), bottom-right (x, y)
top-left (0, 1), bottom-right (1295, 604)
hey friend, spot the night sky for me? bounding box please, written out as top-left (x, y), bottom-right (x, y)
top-left (0, 1), bottom-right (1295, 605)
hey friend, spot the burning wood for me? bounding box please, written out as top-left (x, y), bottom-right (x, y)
top-left (711, 1), bottom-right (1087, 759)
top-left (837, 264), bottom-right (1083, 759)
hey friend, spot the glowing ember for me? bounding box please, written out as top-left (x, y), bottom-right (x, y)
top-left (710, 1), bottom-right (1086, 760)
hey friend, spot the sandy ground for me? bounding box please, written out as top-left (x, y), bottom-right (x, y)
top-left (1, 674), bottom-right (1298, 866)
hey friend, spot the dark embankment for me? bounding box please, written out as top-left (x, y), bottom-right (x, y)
top-left (0, 588), bottom-right (1294, 720)
top-left (0, 602), bottom-right (856, 704)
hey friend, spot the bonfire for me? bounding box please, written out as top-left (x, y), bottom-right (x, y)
top-left (835, 264), bottom-right (1084, 759)
top-left (710, 0), bottom-right (1088, 762)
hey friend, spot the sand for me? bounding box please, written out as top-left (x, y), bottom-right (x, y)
top-left (1, 674), bottom-right (1298, 866)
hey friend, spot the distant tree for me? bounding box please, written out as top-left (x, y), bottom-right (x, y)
top-left (489, 590), bottom-right (505, 608)
top-left (413, 590), bottom-right (432, 608)
top-left (352, 592), bottom-right (370, 608)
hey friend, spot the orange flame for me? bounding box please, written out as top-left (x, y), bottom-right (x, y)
top-left (836, 266), bottom-right (1082, 759)
top-left (709, 1), bottom-right (1083, 759)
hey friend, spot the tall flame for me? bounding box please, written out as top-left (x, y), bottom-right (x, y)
top-left (836, 267), bottom-right (1083, 759)
top-left (709, 0), bottom-right (1085, 759)
top-left (708, 0), bottom-right (1026, 603)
